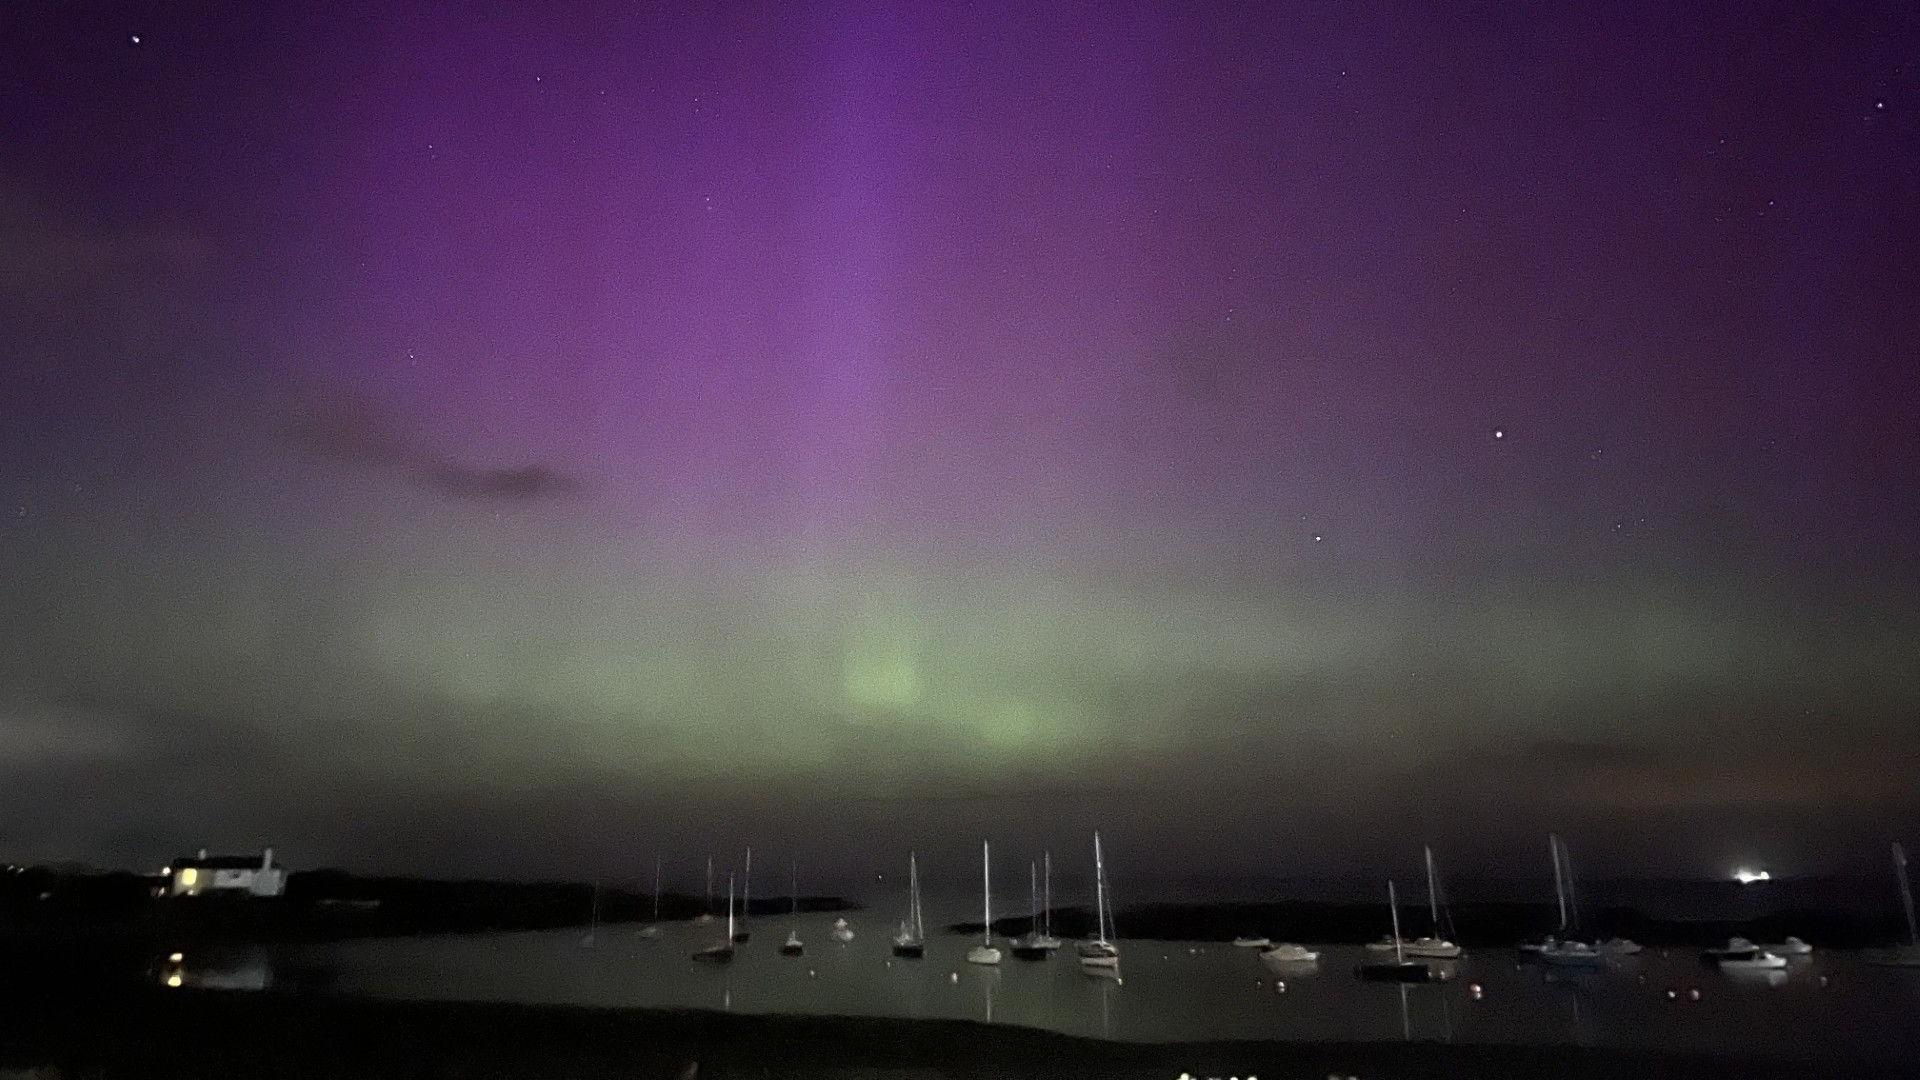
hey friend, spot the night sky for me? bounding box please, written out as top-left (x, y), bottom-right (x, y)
top-left (2, 1), bottom-right (1916, 887)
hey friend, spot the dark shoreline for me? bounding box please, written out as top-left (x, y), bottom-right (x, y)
top-left (972, 898), bottom-right (1909, 949)
top-left (0, 989), bottom-right (1902, 1080)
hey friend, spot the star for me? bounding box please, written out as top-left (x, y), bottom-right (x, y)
top-left (1312, 535), bottom-right (1323, 542)
top-left (1493, 429), bottom-right (1505, 439)
top-left (129, 34), bottom-right (141, 45)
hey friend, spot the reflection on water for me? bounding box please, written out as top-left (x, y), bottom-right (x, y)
top-left (220, 911), bottom-right (1920, 1061)
top-left (156, 946), bottom-right (273, 992)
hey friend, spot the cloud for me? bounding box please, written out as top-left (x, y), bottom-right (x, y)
top-left (290, 395), bottom-right (582, 502)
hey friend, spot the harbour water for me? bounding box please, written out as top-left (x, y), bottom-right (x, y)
top-left (182, 905), bottom-right (1919, 1063)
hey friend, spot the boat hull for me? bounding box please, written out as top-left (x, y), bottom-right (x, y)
top-left (891, 942), bottom-right (924, 957)
top-left (1358, 961), bottom-right (1444, 982)
top-left (691, 946), bottom-right (734, 963)
top-left (966, 946), bottom-right (1003, 965)
top-left (1540, 948), bottom-right (1606, 967)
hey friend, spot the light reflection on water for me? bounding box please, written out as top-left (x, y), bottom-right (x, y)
top-left (248, 912), bottom-right (1920, 1060)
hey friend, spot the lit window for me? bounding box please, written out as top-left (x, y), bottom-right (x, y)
top-left (180, 867), bottom-right (198, 887)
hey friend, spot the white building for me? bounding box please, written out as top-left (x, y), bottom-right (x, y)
top-left (167, 848), bottom-right (285, 898)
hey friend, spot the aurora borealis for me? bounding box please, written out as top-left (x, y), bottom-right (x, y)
top-left (2, 1), bottom-right (1917, 885)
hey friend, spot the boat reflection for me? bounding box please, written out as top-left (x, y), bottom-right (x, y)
top-left (155, 947), bottom-right (273, 991)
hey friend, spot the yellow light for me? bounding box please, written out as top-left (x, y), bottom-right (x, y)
top-left (180, 868), bottom-right (198, 887)
top-left (165, 973), bottom-right (183, 988)
top-left (168, 952), bottom-right (184, 963)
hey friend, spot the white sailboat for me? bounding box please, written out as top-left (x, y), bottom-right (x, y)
top-left (1406, 845), bottom-right (1464, 958)
top-left (1368, 845), bottom-right (1463, 958)
top-left (892, 851), bottom-right (925, 956)
top-left (1538, 835), bottom-right (1605, 966)
top-left (1717, 949), bottom-right (1788, 971)
top-left (1077, 831), bottom-right (1120, 969)
top-left (1259, 941), bottom-right (1319, 963)
top-left (692, 855), bottom-right (716, 924)
top-left (1233, 935), bottom-right (1271, 948)
top-left (692, 873), bottom-right (735, 962)
top-left (967, 841), bottom-right (1002, 965)
top-left (638, 856), bottom-right (663, 939)
top-left (832, 916), bottom-right (855, 942)
top-left (1868, 842), bottom-right (1920, 967)
top-left (781, 861), bottom-right (804, 955)
top-left (732, 846), bottom-right (752, 943)
top-left (1358, 880), bottom-right (1445, 981)
top-left (1011, 861), bottom-right (1054, 959)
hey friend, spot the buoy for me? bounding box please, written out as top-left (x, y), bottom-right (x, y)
top-left (1666, 989), bottom-right (1677, 1000)
top-left (950, 972), bottom-right (959, 983)
top-left (1276, 980), bottom-right (1287, 993)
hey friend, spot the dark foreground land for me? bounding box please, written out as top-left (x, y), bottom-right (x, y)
top-left (0, 988), bottom-right (1902, 1080)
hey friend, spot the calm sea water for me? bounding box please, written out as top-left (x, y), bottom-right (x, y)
top-left (162, 902), bottom-right (1920, 1063)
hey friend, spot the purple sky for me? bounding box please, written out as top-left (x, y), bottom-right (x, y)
top-left (1, 0), bottom-right (1917, 885)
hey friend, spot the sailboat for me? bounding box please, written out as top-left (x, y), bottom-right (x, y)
top-left (1358, 881), bottom-right (1446, 981)
top-left (1011, 861), bottom-right (1052, 959)
top-left (692, 855), bottom-right (716, 924)
top-left (1367, 846), bottom-right (1463, 958)
top-left (1076, 831), bottom-right (1120, 969)
top-left (1868, 842), bottom-right (1920, 967)
top-left (832, 916), bottom-right (855, 942)
top-left (1538, 835), bottom-right (1605, 966)
top-left (1258, 941), bottom-right (1319, 963)
top-left (1408, 846), bottom-right (1464, 958)
top-left (892, 851), bottom-right (926, 957)
top-left (732, 847), bottom-right (752, 943)
top-left (781, 861), bottom-right (804, 955)
top-left (967, 840), bottom-right (1003, 965)
top-left (692, 873), bottom-right (736, 962)
top-left (638, 856), bottom-right (663, 939)
top-left (579, 879), bottom-right (602, 947)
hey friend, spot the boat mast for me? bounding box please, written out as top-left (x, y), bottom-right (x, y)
top-left (652, 856), bottom-right (662, 922)
top-left (1029, 862), bottom-right (1039, 934)
top-left (705, 855), bottom-right (714, 916)
top-left (743, 846), bottom-right (752, 921)
top-left (1093, 831), bottom-right (1109, 945)
top-left (981, 840), bottom-right (993, 946)
top-left (1424, 845), bottom-right (1440, 931)
top-left (726, 873), bottom-right (736, 941)
top-left (1043, 850), bottom-right (1053, 937)
top-left (790, 861), bottom-right (798, 931)
top-left (1388, 880), bottom-right (1405, 963)
top-left (1549, 834), bottom-right (1569, 933)
top-left (911, 851), bottom-right (924, 939)
top-left (1896, 843), bottom-right (1919, 946)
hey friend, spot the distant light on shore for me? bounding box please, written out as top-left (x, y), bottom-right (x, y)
top-left (1733, 868), bottom-right (1771, 884)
